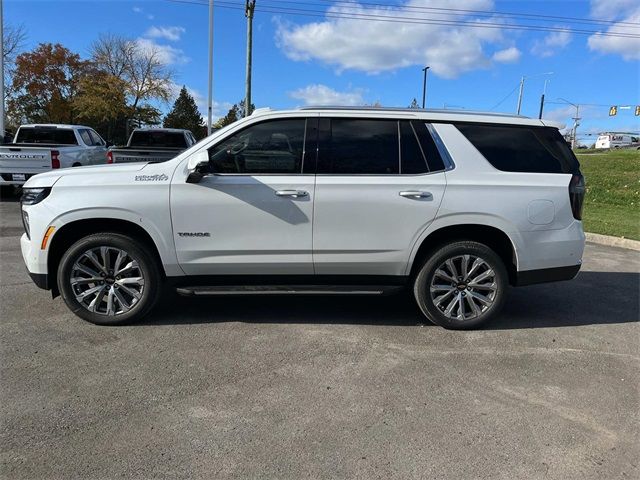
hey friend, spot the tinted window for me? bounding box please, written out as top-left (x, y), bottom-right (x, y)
top-left (208, 119), bottom-right (306, 174)
top-left (129, 131), bottom-right (188, 148)
top-left (412, 121), bottom-right (446, 172)
top-left (456, 124), bottom-right (580, 174)
top-left (318, 119), bottom-right (399, 174)
top-left (15, 128), bottom-right (77, 145)
top-left (400, 121), bottom-right (428, 174)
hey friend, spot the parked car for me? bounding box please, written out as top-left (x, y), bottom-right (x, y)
top-left (107, 128), bottom-right (197, 164)
top-left (19, 107), bottom-right (585, 329)
top-left (0, 124), bottom-right (108, 186)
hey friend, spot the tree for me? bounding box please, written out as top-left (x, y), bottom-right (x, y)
top-left (8, 43), bottom-right (89, 124)
top-left (90, 34), bottom-right (174, 124)
top-left (163, 86), bottom-right (204, 139)
top-left (2, 23), bottom-right (27, 129)
top-left (408, 98), bottom-right (420, 109)
top-left (213, 99), bottom-right (255, 129)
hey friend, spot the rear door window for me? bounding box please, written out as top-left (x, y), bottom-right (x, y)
top-left (455, 124), bottom-right (580, 174)
top-left (318, 119), bottom-right (399, 174)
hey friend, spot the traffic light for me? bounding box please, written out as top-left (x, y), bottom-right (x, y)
top-left (609, 106), bottom-right (618, 116)
top-left (636, 105), bottom-right (640, 116)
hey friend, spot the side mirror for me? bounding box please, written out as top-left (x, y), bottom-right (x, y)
top-left (186, 150), bottom-right (210, 184)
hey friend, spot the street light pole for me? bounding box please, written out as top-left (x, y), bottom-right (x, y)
top-left (421, 66), bottom-right (430, 109)
top-left (206, 0), bottom-right (214, 135)
top-left (0, 0), bottom-right (5, 139)
top-left (538, 78), bottom-right (550, 119)
top-left (244, 0), bottom-right (256, 118)
top-left (516, 76), bottom-right (525, 115)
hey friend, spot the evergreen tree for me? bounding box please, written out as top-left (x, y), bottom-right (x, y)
top-left (408, 98), bottom-right (420, 109)
top-left (213, 99), bottom-right (255, 129)
top-left (163, 86), bottom-right (205, 139)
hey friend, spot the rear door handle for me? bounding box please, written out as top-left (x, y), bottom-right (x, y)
top-left (399, 191), bottom-right (433, 199)
top-left (275, 190), bottom-right (309, 198)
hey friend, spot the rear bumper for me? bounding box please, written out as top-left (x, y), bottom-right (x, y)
top-left (515, 264), bottom-right (581, 287)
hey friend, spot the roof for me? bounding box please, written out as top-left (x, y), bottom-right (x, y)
top-left (19, 124), bottom-right (93, 129)
top-left (132, 127), bottom-right (191, 133)
top-left (250, 106), bottom-right (564, 129)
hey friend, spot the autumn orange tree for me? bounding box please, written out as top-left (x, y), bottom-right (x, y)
top-left (9, 43), bottom-right (89, 124)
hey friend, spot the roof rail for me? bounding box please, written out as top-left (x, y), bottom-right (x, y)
top-left (298, 105), bottom-right (527, 118)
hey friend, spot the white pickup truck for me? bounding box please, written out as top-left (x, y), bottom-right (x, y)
top-left (107, 128), bottom-right (197, 164)
top-left (0, 124), bottom-right (108, 186)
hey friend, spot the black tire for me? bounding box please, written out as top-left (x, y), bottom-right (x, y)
top-left (57, 233), bottom-right (162, 325)
top-left (413, 241), bottom-right (508, 330)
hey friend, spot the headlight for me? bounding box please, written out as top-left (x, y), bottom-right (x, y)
top-left (20, 187), bottom-right (51, 206)
top-left (21, 210), bottom-right (30, 239)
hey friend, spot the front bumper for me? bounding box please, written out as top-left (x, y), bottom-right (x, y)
top-left (28, 270), bottom-right (49, 290)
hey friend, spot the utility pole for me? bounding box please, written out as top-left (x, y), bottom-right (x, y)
top-left (0, 0), bottom-right (5, 139)
top-left (559, 98), bottom-right (580, 149)
top-left (421, 66), bottom-right (430, 108)
top-left (207, 0), bottom-right (214, 135)
top-left (516, 76), bottom-right (525, 115)
top-left (244, 0), bottom-right (256, 117)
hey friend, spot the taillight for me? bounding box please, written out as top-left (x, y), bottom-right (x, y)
top-left (106, 151), bottom-right (113, 164)
top-left (569, 172), bottom-right (585, 220)
top-left (51, 150), bottom-right (60, 169)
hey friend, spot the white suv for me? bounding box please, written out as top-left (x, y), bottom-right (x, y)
top-left (19, 107), bottom-right (585, 329)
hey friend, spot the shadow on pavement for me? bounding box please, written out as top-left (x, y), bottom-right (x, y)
top-left (141, 271), bottom-right (640, 329)
top-left (0, 186), bottom-right (21, 202)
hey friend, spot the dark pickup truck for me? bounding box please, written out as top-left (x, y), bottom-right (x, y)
top-left (107, 128), bottom-right (197, 164)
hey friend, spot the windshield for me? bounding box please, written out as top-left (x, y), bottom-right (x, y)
top-left (15, 128), bottom-right (78, 145)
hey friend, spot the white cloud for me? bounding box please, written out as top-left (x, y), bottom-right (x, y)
top-left (136, 38), bottom-right (188, 65)
top-left (588, 2), bottom-right (640, 60)
top-left (133, 6), bottom-right (142, 13)
top-left (289, 84), bottom-right (365, 106)
top-left (492, 47), bottom-right (521, 63)
top-left (531, 28), bottom-right (572, 57)
top-left (276, 0), bottom-right (512, 78)
top-left (133, 6), bottom-right (154, 20)
top-left (145, 26), bottom-right (186, 42)
top-left (543, 105), bottom-right (575, 126)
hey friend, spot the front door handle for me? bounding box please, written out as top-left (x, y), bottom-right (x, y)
top-left (275, 190), bottom-right (309, 198)
top-left (399, 191), bottom-right (433, 199)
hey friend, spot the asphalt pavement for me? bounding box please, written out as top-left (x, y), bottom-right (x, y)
top-left (0, 192), bottom-right (638, 479)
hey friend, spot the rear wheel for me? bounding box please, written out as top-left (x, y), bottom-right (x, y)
top-left (413, 241), bottom-right (508, 329)
top-left (57, 233), bottom-right (162, 325)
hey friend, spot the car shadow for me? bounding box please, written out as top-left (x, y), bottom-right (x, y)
top-left (0, 186), bottom-right (21, 202)
top-left (140, 271), bottom-right (639, 329)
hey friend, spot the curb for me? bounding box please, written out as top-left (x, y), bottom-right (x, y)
top-left (585, 232), bottom-right (640, 251)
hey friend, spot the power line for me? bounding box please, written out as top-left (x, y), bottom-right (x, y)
top-left (489, 84), bottom-right (521, 111)
top-left (164, 0), bottom-right (640, 39)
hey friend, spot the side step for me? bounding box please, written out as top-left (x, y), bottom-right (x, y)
top-left (176, 285), bottom-right (403, 297)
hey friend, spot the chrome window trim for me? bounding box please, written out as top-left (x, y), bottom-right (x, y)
top-left (425, 123), bottom-right (455, 171)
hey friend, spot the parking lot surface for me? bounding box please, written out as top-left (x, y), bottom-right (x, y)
top-left (1, 194), bottom-right (638, 479)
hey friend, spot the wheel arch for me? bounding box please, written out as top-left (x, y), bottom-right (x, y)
top-left (47, 218), bottom-right (167, 297)
top-left (408, 223), bottom-right (519, 285)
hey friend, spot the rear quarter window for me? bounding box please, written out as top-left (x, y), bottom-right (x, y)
top-left (455, 124), bottom-right (580, 174)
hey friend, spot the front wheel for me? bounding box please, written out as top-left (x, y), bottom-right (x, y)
top-left (57, 233), bottom-right (162, 325)
top-left (413, 241), bottom-right (508, 330)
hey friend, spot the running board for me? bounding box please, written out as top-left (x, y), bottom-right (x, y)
top-left (175, 285), bottom-right (403, 297)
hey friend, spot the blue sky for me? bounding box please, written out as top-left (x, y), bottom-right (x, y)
top-left (6, 0), bottom-right (640, 144)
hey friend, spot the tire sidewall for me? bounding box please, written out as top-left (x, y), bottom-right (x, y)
top-left (57, 233), bottom-right (161, 325)
top-left (414, 241), bottom-right (508, 330)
